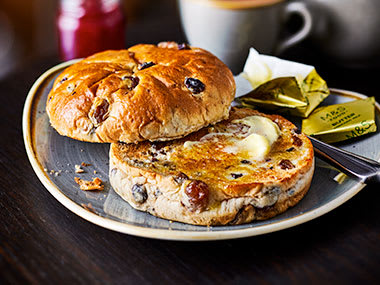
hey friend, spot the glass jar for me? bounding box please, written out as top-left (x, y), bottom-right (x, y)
top-left (57, 0), bottom-right (126, 61)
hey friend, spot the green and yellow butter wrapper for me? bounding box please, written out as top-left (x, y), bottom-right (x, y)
top-left (302, 97), bottom-right (377, 143)
top-left (235, 48), bottom-right (329, 118)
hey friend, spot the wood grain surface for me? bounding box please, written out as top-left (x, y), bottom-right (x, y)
top-left (1, 0), bottom-right (380, 283)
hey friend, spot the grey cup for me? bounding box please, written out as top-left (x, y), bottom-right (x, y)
top-left (178, 0), bottom-right (312, 74)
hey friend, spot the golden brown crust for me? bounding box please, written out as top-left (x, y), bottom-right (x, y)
top-left (46, 42), bottom-right (235, 143)
top-left (109, 107), bottom-right (315, 226)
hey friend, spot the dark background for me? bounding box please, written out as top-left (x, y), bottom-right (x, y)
top-left (1, 0), bottom-right (380, 283)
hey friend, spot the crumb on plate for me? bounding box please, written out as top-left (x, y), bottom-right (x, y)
top-left (74, 177), bottom-right (104, 191)
top-left (80, 202), bottom-right (97, 213)
top-left (75, 164), bottom-right (85, 173)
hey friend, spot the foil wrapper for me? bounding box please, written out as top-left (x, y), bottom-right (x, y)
top-left (235, 48), bottom-right (330, 118)
top-left (302, 97), bottom-right (377, 143)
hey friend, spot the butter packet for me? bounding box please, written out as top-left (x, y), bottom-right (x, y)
top-left (235, 48), bottom-right (330, 118)
top-left (302, 97), bottom-right (377, 143)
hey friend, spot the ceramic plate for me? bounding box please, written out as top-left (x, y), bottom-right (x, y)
top-left (23, 61), bottom-right (380, 241)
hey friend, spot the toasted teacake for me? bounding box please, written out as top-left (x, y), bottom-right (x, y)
top-left (109, 107), bottom-right (314, 226)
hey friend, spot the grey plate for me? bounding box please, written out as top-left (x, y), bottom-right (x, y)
top-left (23, 61), bottom-right (380, 240)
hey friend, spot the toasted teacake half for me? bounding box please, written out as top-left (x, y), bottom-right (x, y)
top-left (46, 42), bottom-right (235, 143)
top-left (109, 107), bottom-right (314, 226)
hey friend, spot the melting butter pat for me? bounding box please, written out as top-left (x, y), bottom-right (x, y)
top-left (232, 116), bottom-right (281, 145)
top-left (232, 116), bottom-right (281, 160)
top-left (237, 133), bottom-right (270, 159)
top-left (183, 140), bottom-right (198, 148)
top-left (183, 115), bottom-right (281, 161)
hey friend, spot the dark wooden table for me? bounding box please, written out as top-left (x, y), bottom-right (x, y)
top-left (1, 1), bottom-right (380, 283)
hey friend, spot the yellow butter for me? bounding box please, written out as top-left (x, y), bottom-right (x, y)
top-left (232, 115), bottom-right (280, 145)
top-left (237, 48), bottom-right (329, 118)
top-left (302, 97), bottom-right (377, 143)
top-left (238, 133), bottom-right (270, 160)
top-left (184, 115), bottom-right (281, 160)
top-left (238, 70), bottom-right (330, 117)
top-left (231, 115), bottom-right (280, 160)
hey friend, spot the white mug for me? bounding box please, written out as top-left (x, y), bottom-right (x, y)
top-left (178, 0), bottom-right (312, 74)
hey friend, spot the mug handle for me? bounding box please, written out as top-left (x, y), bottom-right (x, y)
top-left (275, 1), bottom-right (313, 55)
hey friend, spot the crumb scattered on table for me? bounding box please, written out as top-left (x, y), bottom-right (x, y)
top-left (81, 162), bottom-right (91, 167)
top-left (74, 177), bottom-right (104, 191)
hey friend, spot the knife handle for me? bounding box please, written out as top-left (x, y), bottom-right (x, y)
top-left (308, 136), bottom-right (380, 184)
